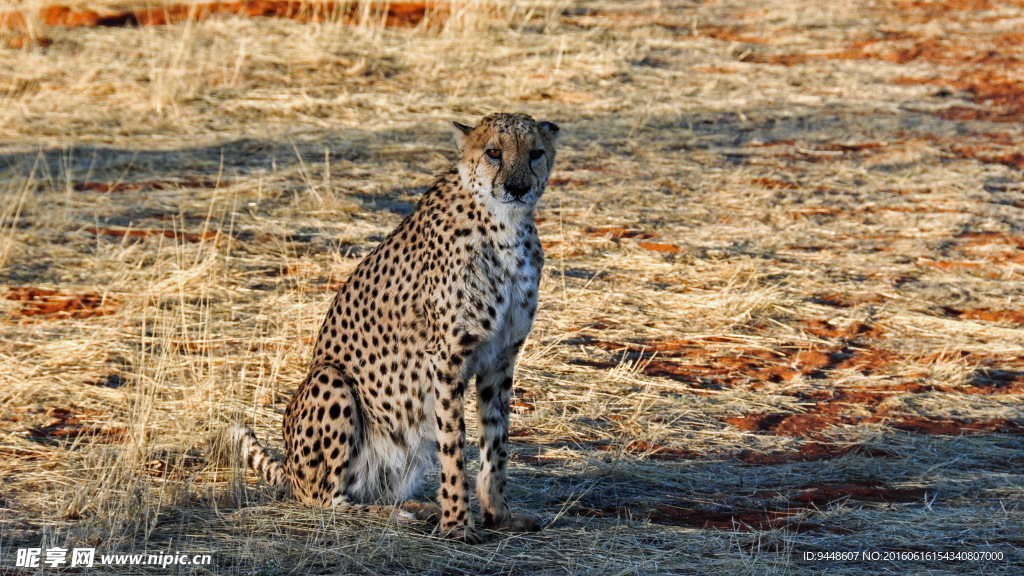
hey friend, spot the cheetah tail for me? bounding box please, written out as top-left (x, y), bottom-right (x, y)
top-left (228, 426), bottom-right (291, 496)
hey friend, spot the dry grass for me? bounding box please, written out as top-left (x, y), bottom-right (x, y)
top-left (1, 0), bottom-right (1023, 574)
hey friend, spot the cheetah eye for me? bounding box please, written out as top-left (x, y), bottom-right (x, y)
top-left (485, 149), bottom-right (502, 160)
top-left (528, 149), bottom-right (544, 161)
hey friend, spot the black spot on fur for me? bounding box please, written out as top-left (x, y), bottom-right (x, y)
top-left (480, 385), bottom-right (495, 403)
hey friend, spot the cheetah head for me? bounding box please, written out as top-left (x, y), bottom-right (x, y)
top-left (453, 113), bottom-right (559, 211)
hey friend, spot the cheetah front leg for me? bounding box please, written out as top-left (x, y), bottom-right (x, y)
top-left (475, 352), bottom-right (541, 533)
top-left (433, 367), bottom-right (481, 543)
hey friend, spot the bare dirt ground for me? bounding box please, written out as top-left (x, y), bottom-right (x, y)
top-left (1, 1), bottom-right (1023, 574)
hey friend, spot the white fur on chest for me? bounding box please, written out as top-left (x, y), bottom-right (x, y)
top-left (464, 232), bottom-right (541, 376)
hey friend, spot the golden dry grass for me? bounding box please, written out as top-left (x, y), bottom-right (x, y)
top-left (1, 0), bottom-right (1023, 574)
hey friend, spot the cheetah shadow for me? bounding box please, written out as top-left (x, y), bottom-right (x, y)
top-left (507, 430), bottom-right (1024, 536)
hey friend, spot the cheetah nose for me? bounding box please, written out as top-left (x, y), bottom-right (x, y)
top-left (505, 183), bottom-right (530, 199)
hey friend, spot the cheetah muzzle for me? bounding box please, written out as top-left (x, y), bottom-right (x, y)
top-left (230, 113), bottom-right (559, 543)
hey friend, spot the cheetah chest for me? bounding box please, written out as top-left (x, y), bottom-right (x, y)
top-left (464, 238), bottom-right (541, 375)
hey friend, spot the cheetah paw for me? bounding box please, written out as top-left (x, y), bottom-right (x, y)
top-left (484, 513), bottom-right (543, 533)
top-left (441, 525), bottom-right (484, 544)
top-left (399, 501), bottom-right (441, 523)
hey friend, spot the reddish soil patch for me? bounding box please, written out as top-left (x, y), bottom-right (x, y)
top-left (736, 442), bottom-right (897, 464)
top-left (817, 142), bottom-right (888, 152)
top-left (5, 287), bottom-right (119, 320)
top-left (573, 334), bottom-right (893, 390)
top-left (942, 70), bottom-right (1024, 118)
top-left (539, 239), bottom-right (586, 258)
top-left (582, 226), bottom-right (658, 240)
top-left (811, 292), bottom-right (886, 308)
top-left (919, 259), bottom-right (1002, 277)
top-left (698, 25), bottom-right (772, 44)
top-left (578, 338), bottom-right (699, 354)
top-left (547, 178), bottom-right (586, 187)
top-left (23, 407), bottom-right (126, 443)
top-left (509, 399), bottom-right (536, 414)
top-left (889, 418), bottom-right (1021, 435)
top-left (648, 353), bottom-right (801, 386)
top-left (727, 400), bottom-right (905, 436)
top-left (951, 144), bottom-right (1024, 170)
top-left (961, 231), bottom-right (1024, 247)
top-left (85, 226), bottom-right (218, 243)
top-left (693, 65), bottom-right (739, 74)
top-left (739, 51), bottom-right (825, 67)
top-left (729, 3), bottom-right (1024, 122)
top-left (912, 69), bottom-right (1024, 124)
top-left (922, 259), bottom-right (984, 270)
top-left (788, 480), bottom-right (926, 505)
top-left (143, 452), bottom-right (206, 479)
top-left (802, 319), bottom-right (886, 339)
top-left (597, 440), bottom-right (701, 461)
top-left (506, 429), bottom-right (597, 447)
top-left (574, 479), bottom-right (922, 531)
top-left (748, 139), bottom-right (797, 148)
top-left (890, 0), bottom-right (997, 19)
top-left (947, 308), bottom-right (1024, 324)
top-left (301, 281), bottom-right (346, 294)
top-left (892, 76), bottom-right (942, 87)
top-left (956, 232), bottom-right (1024, 265)
top-left (0, 2), bottom-right (443, 32)
top-left (751, 177), bottom-right (798, 190)
top-left (573, 332), bottom-right (1021, 457)
top-left (6, 35), bottom-right (53, 48)
top-left (730, 408), bottom-right (858, 437)
top-left (728, 398), bottom-right (1022, 438)
top-left (743, 28), bottom-right (1015, 69)
top-left (510, 391), bottom-right (538, 414)
top-left (862, 204), bottom-right (961, 215)
top-left (637, 241), bottom-right (682, 254)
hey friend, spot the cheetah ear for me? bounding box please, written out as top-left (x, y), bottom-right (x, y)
top-left (538, 121), bottom-right (560, 141)
top-left (452, 121), bottom-right (474, 153)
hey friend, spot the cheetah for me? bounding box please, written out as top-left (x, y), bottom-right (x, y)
top-left (232, 113), bottom-right (559, 543)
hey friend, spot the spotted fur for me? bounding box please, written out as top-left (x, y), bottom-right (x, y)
top-left (233, 113), bottom-right (559, 542)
